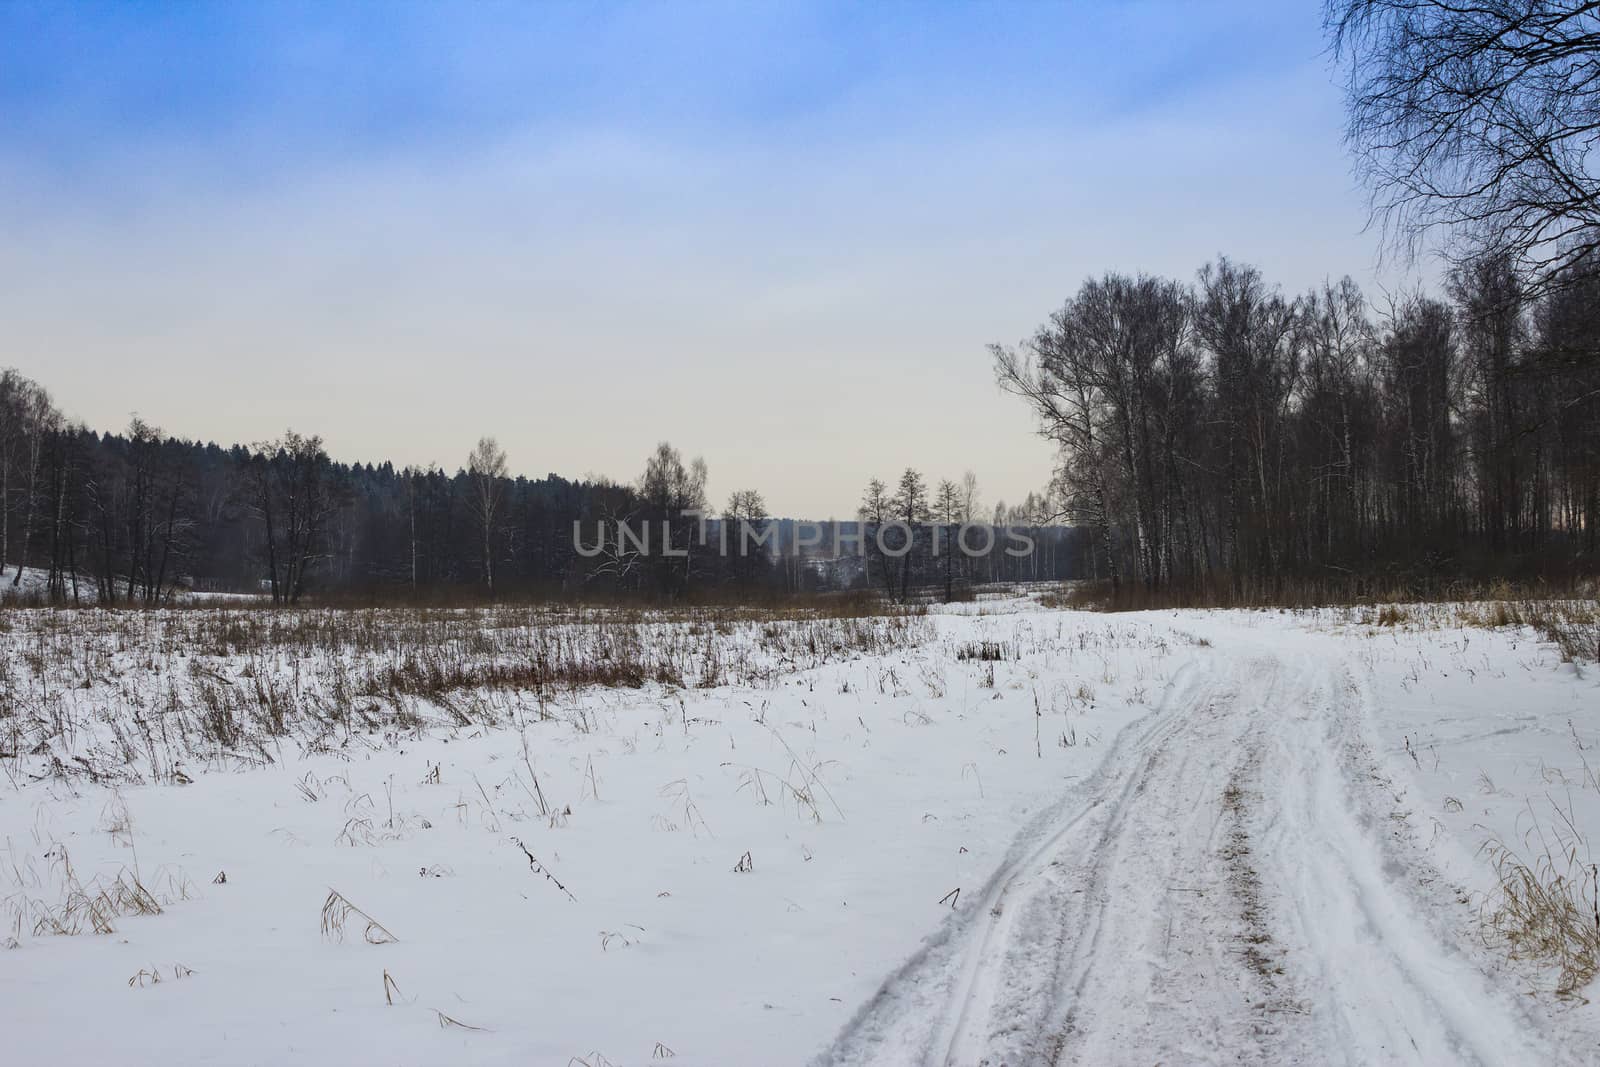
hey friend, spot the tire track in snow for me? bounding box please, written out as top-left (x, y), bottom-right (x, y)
top-left (816, 627), bottom-right (1586, 1066)
top-left (1256, 656), bottom-right (1570, 1065)
top-left (1040, 654), bottom-right (1298, 1066)
top-left (814, 654), bottom-right (1227, 1065)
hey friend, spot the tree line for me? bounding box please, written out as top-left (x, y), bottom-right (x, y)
top-left (0, 382), bottom-right (1080, 605)
top-left (993, 254), bottom-right (1599, 599)
top-left (0, 386), bottom-right (604, 604)
top-left (0, 395), bottom-right (734, 604)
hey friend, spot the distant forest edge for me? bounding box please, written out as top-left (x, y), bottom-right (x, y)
top-left (4, 234), bottom-right (1599, 611)
top-left (992, 254), bottom-right (1599, 607)
top-left (0, 379), bottom-right (1085, 606)
top-left (5, 238), bottom-right (1600, 607)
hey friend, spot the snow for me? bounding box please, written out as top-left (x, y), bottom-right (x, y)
top-left (0, 565), bottom-right (65, 603)
top-left (0, 566), bottom-right (269, 605)
top-left (2, 598), bottom-right (1599, 1064)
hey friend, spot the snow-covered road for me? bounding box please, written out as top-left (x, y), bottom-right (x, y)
top-left (822, 627), bottom-right (1590, 1066)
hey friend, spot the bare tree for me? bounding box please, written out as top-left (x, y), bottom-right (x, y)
top-left (1194, 259), bottom-right (1299, 584)
top-left (725, 488), bottom-right (767, 524)
top-left (1379, 294), bottom-right (1460, 539)
top-left (1450, 255), bottom-right (1527, 550)
top-left (467, 437), bottom-right (509, 594)
top-left (0, 372), bottom-right (61, 584)
top-left (11, 379), bottom-right (60, 586)
top-left (934, 478), bottom-right (962, 601)
top-left (251, 431), bottom-right (336, 605)
top-left (995, 274), bottom-right (1196, 591)
top-left (957, 470), bottom-right (983, 583)
top-left (958, 471), bottom-right (981, 524)
top-left (1327, 0), bottom-right (1600, 296)
top-left (992, 332), bottom-right (1116, 588)
top-left (724, 488), bottom-right (769, 552)
top-left (581, 478), bottom-right (646, 587)
top-left (1295, 276), bottom-right (1378, 561)
top-left (637, 442), bottom-right (708, 596)
top-left (0, 370), bottom-right (19, 578)
top-left (115, 417), bottom-right (193, 605)
top-left (858, 478), bottom-right (894, 598)
top-left (724, 488), bottom-right (769, 587)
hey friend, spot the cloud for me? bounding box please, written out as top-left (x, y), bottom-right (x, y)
top-left (0, 1), bottom-right (1417, 517)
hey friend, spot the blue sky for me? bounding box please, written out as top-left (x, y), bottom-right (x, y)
top-left (0, 1), bottom-right (1400, 517)
top-left (3, 4), bottom-right (1303, 162)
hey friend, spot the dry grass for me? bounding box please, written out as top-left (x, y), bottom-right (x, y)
top-left (955, 640), bottom-right (1010, 662)
top-left (1059, 575), bottom-right (1600, 617)
top-left (1481, 816), bottom-right (1600, 998)
top-left (320, 888), bottom-right (398, 944)
top-left (1037, 583), bottom-right (1096, 610)
top-left (1350, 599), bottom-right (1600, 663)
top-left (128, 963), bottom-right (193, 988)
top-left (8, 844), bottom-right (185, 938)
top-left (0, 603), bottom-right (931, 786)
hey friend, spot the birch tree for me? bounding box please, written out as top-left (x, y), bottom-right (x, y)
top-left (467, 437), bottom-right (508, 594)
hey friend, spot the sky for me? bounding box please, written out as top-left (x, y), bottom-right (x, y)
top-left (0, 0), bottom-right (1414, 519)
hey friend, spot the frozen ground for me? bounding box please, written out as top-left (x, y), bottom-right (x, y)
top-left (2, 597), bottom-right (1598, 1064)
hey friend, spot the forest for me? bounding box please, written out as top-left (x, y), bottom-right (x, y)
top-left (994, 253), bottom-right (1600, 602)
top-left (0, 385), bottom-right (1083, 605)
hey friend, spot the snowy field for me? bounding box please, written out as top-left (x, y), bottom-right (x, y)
top-left (2, 596), bottom-right (1599, 1065)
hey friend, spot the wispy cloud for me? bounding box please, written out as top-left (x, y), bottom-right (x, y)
top-left (0, 1), bottom-right (1409, 516)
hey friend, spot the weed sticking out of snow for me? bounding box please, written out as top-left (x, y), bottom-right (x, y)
top-left (320, 887), bottom-right (399, 945)
top-left (1481, 831), bottom-right (1600, 999)
top-left (0, 605), bottom-right (934, 786)
top-left (1339, 598), bottom-right (1600, 664)
top-left (3, 830), bottom-right (191, 941)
